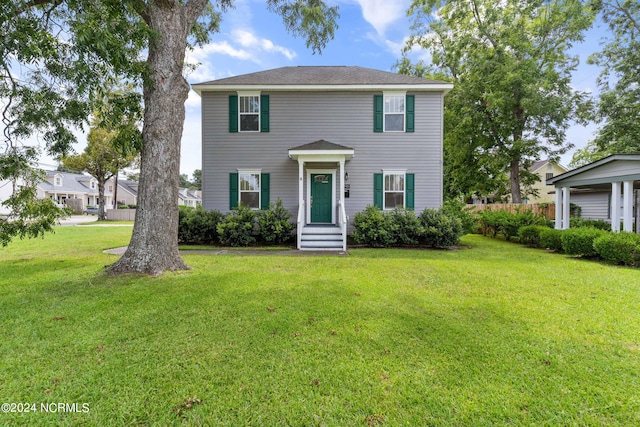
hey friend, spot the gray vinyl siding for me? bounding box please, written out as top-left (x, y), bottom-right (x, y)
top-left (201, 90), bottom-right (444, 227)
top-left (571, 192), bottom-right (610, 221)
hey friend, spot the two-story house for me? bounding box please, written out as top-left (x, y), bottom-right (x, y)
top-left (193, 66), bottom-right (452, 250)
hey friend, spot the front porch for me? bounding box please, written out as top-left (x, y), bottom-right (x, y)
top-left (288, 140), bottom-right (354, 251)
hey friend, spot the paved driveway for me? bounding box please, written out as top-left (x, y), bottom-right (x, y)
top-left (58, 215), bottom-right (99, 226)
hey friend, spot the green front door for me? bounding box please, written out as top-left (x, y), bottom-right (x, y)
top-left (311, 173), bottom-right (332, 223)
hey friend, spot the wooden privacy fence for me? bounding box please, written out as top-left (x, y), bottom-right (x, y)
top-left (466, 203), bottom-right (556, 220)
top-left (106, 208), bottom-right (136, 221)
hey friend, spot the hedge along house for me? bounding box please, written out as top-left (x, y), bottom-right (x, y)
top-left (193, 66), bottom-right (453, 250)
top-left (547, 154), bottom-right (640, 232)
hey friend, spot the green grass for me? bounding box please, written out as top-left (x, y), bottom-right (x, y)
top-left (1, 227), bottom-right (639, 426)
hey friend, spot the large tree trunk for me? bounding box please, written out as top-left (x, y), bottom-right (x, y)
top-left (109, 1), bottom-right (206, 276)
top-left (509, 157), bottom-right (522, 203)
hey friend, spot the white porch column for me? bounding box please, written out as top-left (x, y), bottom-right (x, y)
top-left (623, 180), bottom-right (634, 232)
top-left (298, 160), bottom-right (304, 213)
top-left (562, 187), bottom-right (570, 230)
top-left (554, 188), bottom-right (563, 230)
top-left (611, 181), bottom-right (621, 232)
top-left (339, 160), bottom-right (345, 209)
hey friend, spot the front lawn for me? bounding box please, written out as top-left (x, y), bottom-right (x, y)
top-left (1, 227), bottom-right (639, 426)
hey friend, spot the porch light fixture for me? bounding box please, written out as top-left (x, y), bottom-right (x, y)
top-left (345, 172), bottom-right (349, 181)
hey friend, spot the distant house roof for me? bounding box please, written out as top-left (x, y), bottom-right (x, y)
top-left (118, 179), bottom-right (139, 197)
top-left (530, 159), bottom-right (567, 174)
top-left (192, 66), bottom-right (453, 93)
top-left (39, 171), bottom-right (110, 195)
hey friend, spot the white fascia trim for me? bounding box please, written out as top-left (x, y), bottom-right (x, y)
top-left (382, 169), bottom-right (407, 174)
top-left (236, 90), bottom-right (261, 97)
top-left (193, 83), bottom-right (454, 95)
top-left (288, 150), bottom-right (354, 162)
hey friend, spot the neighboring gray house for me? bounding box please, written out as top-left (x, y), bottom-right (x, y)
top-left (193, 66), bottom-right (453, 250)
top-left (548, 154), bottom-right (640, 232)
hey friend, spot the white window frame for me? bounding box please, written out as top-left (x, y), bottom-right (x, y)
top-left (238, 169), bottom-right (261, 210)
top-left (383, 169), bottom-right (406, 210)
top-left (238, 91), bottom-right (261, 133)
top-left (90, 179), bottom-right (97, 190)
top-left (54, 174), bottom-right (62, 187)
top-left (383, 91), bottom-right (406, 132)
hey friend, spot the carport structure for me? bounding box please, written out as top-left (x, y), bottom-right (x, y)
top-left (547, 154), bottom-right (640, 232)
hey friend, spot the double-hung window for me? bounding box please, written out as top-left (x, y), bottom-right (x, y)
top-left (229, 92), bottom-right (270, 133)
top-left (239, 171), bottom-right (261, 209)
top-left (374, 171), bottom-right (415, 210)
top-left (373, 92), bottom-right (414, 133)
top-left (384, 93), bottom-right (405, 132)
top-left (239, 94), bottom-right (260, 132)
top-left (384, 171), bottom-right (405, 209)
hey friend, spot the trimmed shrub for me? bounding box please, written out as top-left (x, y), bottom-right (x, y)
top-left (561, 227), bottom-right (607, 257)
top-left (539, 228), bottom-right (563, 252)
top-left (389, 208), bottom-right (423, 245)
top-left (352, 205), bottom-right (397, 247)
top-left (217, 204), bottom-right (257, 247)
top-left (518, 225), bottom-right (549, 247)
top-left (419, 208), bottom-right (464, 248)
top-left (178, 205), bottom-right (224, 244)
top-left (441, 199), bottom-right (477, 235)
top-left (257, 199), bottom-right (295, 244)
top-left (570, 217), bottom-right (611, 231)
top-left (593, 232), bottom-right (640, 267)
top-left (477, 208), bottom-right (549, 241)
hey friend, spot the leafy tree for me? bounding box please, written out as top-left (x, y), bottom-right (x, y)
top-left (3, 0), bottom-right (338, 275)
top-left (2, 1), bottom-right (148, 244)
top-left (192, 169), bottom-right (202, 191)
top-left (62, 126), bottom-right (138, 220)
top-left (402, 0), bottom-right (595, 202)
top-left (572, 0), bottom-right (640, 163)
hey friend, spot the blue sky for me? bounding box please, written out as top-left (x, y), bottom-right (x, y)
top-left (40, 0), bottom-right (606, 176)
top-left (179, 0), bottom-right (607, 177)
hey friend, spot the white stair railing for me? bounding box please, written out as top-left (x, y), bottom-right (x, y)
top-left (297, 200), bottom-right (305, 249)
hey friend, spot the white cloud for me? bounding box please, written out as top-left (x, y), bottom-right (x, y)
top-left (350, 0), bottom-right (411, 36)
top-left (233, 29), bottom-right (296, 60)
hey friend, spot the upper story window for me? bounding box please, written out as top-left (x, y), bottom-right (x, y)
top-left (239, 94), bottom-right (260, 132)
top-left (229, 93), bottom-right (270, 133)
top-left (90, 180), bottom-right (97, 190)
top-left (239, 170), bottom-right (261, 209)
top-left (374, 93), bottom-right (414, 133)
top-left (54, 175), bottom-right (62, 187)
top-left (384, 93), bottom-right (405, 132)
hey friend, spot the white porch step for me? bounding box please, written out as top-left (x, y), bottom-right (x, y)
top-left (300, 225), bottom-right (345, 251)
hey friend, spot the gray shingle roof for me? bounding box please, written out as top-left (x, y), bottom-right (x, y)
top-left (39, 170), bottom-right (112, 195)
top-left (193, 66), bottom-right (449, 88)
top-left (289, 139), bottom-right (353, 151)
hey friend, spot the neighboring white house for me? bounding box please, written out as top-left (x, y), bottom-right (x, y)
top-left (37, 170), bottom-right (114, 212)
top-left (115, 179), bottom-right (201, 207)
top-left (0, 178), bottom-right (22, 216)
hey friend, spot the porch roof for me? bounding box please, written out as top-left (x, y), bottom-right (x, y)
top-left (547, 154), bottom-right (640, 188)
top-left (288, 139), bottom-right (354, 161)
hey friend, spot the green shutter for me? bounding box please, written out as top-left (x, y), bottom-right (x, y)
top-left (373, 95), bottom-right (383, 133)
top-left (374, 173), bottom-right (383, 209)
top-left (406, 173), bottom-right (415, 210)
top-left (260, 173), bottom-right (270, 210)
top-left (406, 95), bottom-right (415, 133)
top-left (229, 95), bottom-right (238, 133)
top-left (229, 173), bottom-right (238, 209)
top-left (260, 95), bottom-right (269, 132)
